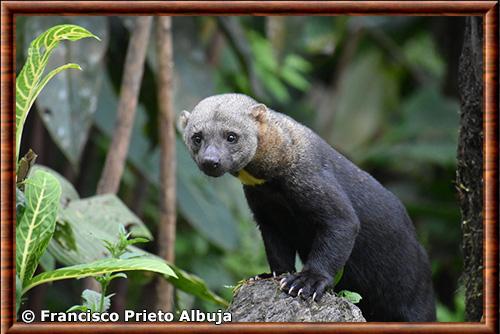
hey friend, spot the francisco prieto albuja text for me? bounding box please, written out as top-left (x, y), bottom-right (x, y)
top-left (21, 309), bottom-right (232, 324)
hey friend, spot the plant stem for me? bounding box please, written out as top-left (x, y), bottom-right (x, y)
top-left (98, 275), bottom-right (110, 313)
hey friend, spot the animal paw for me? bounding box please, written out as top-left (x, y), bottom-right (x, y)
top-left (279, 270), bottom-right (331, 302)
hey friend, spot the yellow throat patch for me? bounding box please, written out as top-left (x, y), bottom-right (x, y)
top-left (237, 169), bottom-right (266, 186)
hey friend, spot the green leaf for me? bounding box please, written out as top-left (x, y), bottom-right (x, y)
top-left (52, 220), bottom-right (77, 252)
top-left (31, 63), bottom-right (81, 105)
top-left (46, 215), bottom-right (229, 306)
top-left (81, 289), bottom-right (111, 313)
top-left (64, 194), bottom-right (153, 240)
top-left (25, 18), bottom-right (109, 167)
top-left (338, 290), bottom-right (362, 304)
top-left (47, 194), bottom-right (153, 264)
top-left (39, 251), bottom-right (56, 272)
top-left (254, 65), bottom-right (289, 103)
top-left (247, 31), bottom-right (278, 71)
top-left (326, 50), bottom-right (396, 154)
top-left (16, 187), bottom-right (26, 219)
top-left (283, 54), bottom-right (312, 73)
top-left (110, 273), bottom-right (127, 280)
top-left (333, 267), bottom-right (344, 287)
top-left (280, 66), bottom-right (310, 91)
top-left (66, 305), bottom-right (89, 313)
top-left (127, 237), bottom-right (150, 245)
top-left (16, 276), bottom-right (22, 315)
top-left (16, 170), bottom-right (61, 287)
top-left (31, 165), bottom-right (80, 205)
top-left (167, 263), bottom-right (229, 307)
top-left (403, 33), bottom-right (445, 80)
top-left (23, 257), bottom-right (176, 295)
top-left (67, 289), bottom-right (115, 313)
top-left (15, 24), bottom-right (99, 161)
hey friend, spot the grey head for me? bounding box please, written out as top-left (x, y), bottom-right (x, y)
top-left (178, 93), bottom-right (267, 177)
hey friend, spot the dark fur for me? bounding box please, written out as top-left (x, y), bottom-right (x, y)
top-left (180, 94), bottom-right (436, 322)
top-left (244, 133), bottom-right (436, 321)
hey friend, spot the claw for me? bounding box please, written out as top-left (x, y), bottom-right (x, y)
top-left (280, 277), bottom-right (286, 285)
top-left (289, 285), bottom-right (295, 294)
top-left (280, 281), bottom-right (287, 290)
top-left (297, 288), bottom-right (303, 297)
top-left (313, 292), bottom-right (317, 302)
top-left (273, 271), bottom-right (277, 278)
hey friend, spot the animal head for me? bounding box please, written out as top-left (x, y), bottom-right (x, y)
top-left (178, 94), bottom-right (266, 177)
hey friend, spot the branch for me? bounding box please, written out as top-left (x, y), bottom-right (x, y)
top-left (154, 16), bottom-right (177, 312)
top-left (96, 17), bottom-right (153, 195)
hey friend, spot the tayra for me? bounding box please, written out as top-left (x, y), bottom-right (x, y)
top-left (179, 93), bottom-right (436, 321)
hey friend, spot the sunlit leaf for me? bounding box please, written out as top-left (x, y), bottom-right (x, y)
top-left (23, 257), bottom-right (176, 295)
top-left (15, 24), bottom-right (99, 161)
top-left (25, 17), bottom-right (108, 167)
top-left (16, 170), bottom-right (61, 286)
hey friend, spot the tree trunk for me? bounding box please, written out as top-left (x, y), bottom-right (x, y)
top-left (154, 16), bottom-right (177, 312)
top-left (228, 276), bottom-right (365, 322)
top-left (89, 16), bottom-right (152, 294)
top-left (96, 16), bottom-right (153, 195)
top-left (457, 16), bottom-right (483, 322)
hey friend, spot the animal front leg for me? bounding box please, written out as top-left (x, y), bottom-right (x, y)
top-left (258, 223), bottom-right (296, 278)
top-left (281, 217), bottom-right (359, 301)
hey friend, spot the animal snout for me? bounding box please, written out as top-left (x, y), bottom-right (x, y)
top-left (201, 156), bottom-right (220, 170)
top-left (199, 145), bottom-right (225, 176)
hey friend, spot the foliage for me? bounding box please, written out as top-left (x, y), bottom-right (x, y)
top-left (17, 16), bottom-right (465, 320)
top-left (66, 225), bottom-right (162, 313)
top-left (24, 17), bottom-right (109, 167)
top-left (436, 288), bottom-right (465, 322)
top-left (15, 23), bottom-right (227, 317)
top-left (337, 290), bottom-right (362, 304)
top-left (16, 170), bottom-right (61, 287)
top-left (15, 24), bottom-right (99, 162)
top-left (35, 165), bottom-right (228, 306)
top-left (23, 257), bottom-right (175, 296)
top-left (67, 289), bottom-right (114, 313)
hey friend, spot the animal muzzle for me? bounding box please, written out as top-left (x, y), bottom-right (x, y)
top-left (199, 146), bottom-right (225, 177)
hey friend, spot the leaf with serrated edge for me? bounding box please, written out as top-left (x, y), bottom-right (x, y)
top-left (16, 24), bottom-right (99, 161)
top-left (16, 170), bottom-right (61, 287)
top-left (23, 257), bottom-right (176, 295)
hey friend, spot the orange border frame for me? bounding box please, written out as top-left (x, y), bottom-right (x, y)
top-left (1, 1), bottom-right (498, 333)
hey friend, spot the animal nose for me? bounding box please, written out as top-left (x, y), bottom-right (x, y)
top-left (202, 156), bottom-right (220, 170)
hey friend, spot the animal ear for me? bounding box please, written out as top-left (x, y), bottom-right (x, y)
top-left (177, 110), bottom-right (191, 131)
top-left (250, 103), bottom-right (267, 123)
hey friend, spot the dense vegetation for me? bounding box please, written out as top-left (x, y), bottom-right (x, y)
top-left (16, 16), bottom-right (465, 321)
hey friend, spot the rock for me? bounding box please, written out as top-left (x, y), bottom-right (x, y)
top-left (226, 276), bottom-right (366, 322)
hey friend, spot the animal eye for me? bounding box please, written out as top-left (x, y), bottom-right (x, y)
top-left (226, 132), bottom-right (238, 143)
top-left (191, 134), bottom-right (202, 146)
